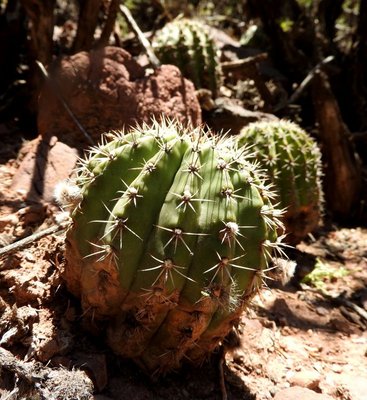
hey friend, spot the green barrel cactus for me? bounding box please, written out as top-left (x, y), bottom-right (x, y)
top-left (237, 120), bottom-right (323, 244)
top-left (60, 120), bottom-right (283, 374)
top-left (153, 19), bottom-right (221, 96)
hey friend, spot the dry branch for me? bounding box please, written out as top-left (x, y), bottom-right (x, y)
top-left (96, 0), bottom-right (120, 48)
top-left (0, 223), bottom-right (66, 261)
top-left (119, 4), bottom-right (160, 68)
top-left (221, 54), bottom-right (274, 111)
top-left (73, 0), bottom-right (101, 52)
top-left (20, 0), bottom-right (55, 66)
top-left (287, 55), bottom-right (334, 105)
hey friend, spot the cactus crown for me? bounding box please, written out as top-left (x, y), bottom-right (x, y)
top-left (153, 19), bottom-right (221, 95)
top-left (237, 120), bottom-right (323, 243)
top-left (62, 119), bottom-right (284, 373)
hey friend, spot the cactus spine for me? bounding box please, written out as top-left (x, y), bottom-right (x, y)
top-left (61, 120), bottom-right (283, 373)
top-left (153, 19), bottom-right (221, 96)
top-left (237, 120), bottom-right (323, 244)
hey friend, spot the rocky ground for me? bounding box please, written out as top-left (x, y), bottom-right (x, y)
top-left (0, 126), bottom-right (366, 400)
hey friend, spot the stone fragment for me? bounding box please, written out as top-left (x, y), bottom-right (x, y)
top-left (288, 369), bottom-right (321, 390)
top-left (11, 136), bottom-right (78, 203)
top-left (274, 386), bottom-right (333, 400)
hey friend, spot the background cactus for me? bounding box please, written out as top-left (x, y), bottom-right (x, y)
top-left (237, 120), bottom-right (323, 244)
top-left (61, 120), bottom-right (283, 373)
top-left (153, 19), bottom-right (221, 96)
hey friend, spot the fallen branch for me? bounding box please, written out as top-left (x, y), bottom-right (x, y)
top-left (220, 53), bottom-right (268, 72)
top-left (221, 53), bottom-right (274, 111)
top-left (302, 285), bottom-right (367, 323)
top-left (96, 0), bottom-right (119, 47)
top-left (334, 297), bottom-right (367, 323)
top-left (119, 4), bottom-right (161, 68)
top-left (288, 55), bottom-right (334, 104)
top-left (0, 223), bottom-right (66, 261)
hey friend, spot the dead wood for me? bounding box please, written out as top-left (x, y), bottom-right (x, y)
top-left (19, 0), bottom-right (56, 116)
top-left (221, 54), bottom-right (274, 111)
top-left (203, 97), bottom-right (278, 136)
top-left (312, 71), bottom-right (362, 218)
top-left (73, 0), bottom-right (101, 52)
top-left (0, 223), bottom-right (66, 262)
top-left (20, 0), bottom-right (55, 66)
top-left (95, 0), bottom-right (119, 48)
top-left (119, 5), bottom-right (160, 68)
top-left (0, 346), bottom-right (94, 400)
top-left (287, 55), bottom-right (334, 105)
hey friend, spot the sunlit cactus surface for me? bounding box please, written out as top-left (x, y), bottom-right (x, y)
top-left (61, 120), bottom-right (284, 373)
top-left (237, 120), bottom-right (323, 244)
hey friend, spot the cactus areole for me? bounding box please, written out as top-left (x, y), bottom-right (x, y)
top-left (62, 120), bottom-right (283, 374)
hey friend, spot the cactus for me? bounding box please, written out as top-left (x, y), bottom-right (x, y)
top-left (60, 120), bottom-right (283, 374)
top-left (237, 120), bottom-right (323, 244)
top-left (153, 19), bottom-right (221, 96)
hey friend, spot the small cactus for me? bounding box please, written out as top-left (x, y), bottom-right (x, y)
top-left (153, 19), bottom-right (221, 96)
top-left (237, 120), bottom-right (323, 244)
top-left (61, 120), bottom-right (283, 373)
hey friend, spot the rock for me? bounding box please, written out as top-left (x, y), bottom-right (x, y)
top-left (135, 65), bottom-right (201, 128)
top-left (274, 386), bottom-right (333, 400)
top-left (0, 214), bottom-right (18, 231)
top-left (288, 369), bottom-right (321, 390)
top-left (10, 136), bottom-right (78, 203)
top-left (38, 46), bottom-right (202, 147)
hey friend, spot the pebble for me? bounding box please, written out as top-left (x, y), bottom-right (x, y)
top-left (288, 369), bottom-right (321, 390)
top-left (274, 386), bottom-right (333, 400)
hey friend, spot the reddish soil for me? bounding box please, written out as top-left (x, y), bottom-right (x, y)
top-left (0, 127), bottom-right (366, 400)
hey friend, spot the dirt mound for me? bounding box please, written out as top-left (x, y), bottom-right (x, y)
top-left (38, 46), bottom-right (202, 147)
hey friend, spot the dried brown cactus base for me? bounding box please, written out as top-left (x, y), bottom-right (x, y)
top-left (66, 237), bottom-right (257, 374)
top-left (283, 204), bottom-right (321, 245)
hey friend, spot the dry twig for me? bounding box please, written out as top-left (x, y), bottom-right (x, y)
top-left (0, 223), bottom-right (66, 261)
top-left (119, 4), bottom-right (161, 68)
